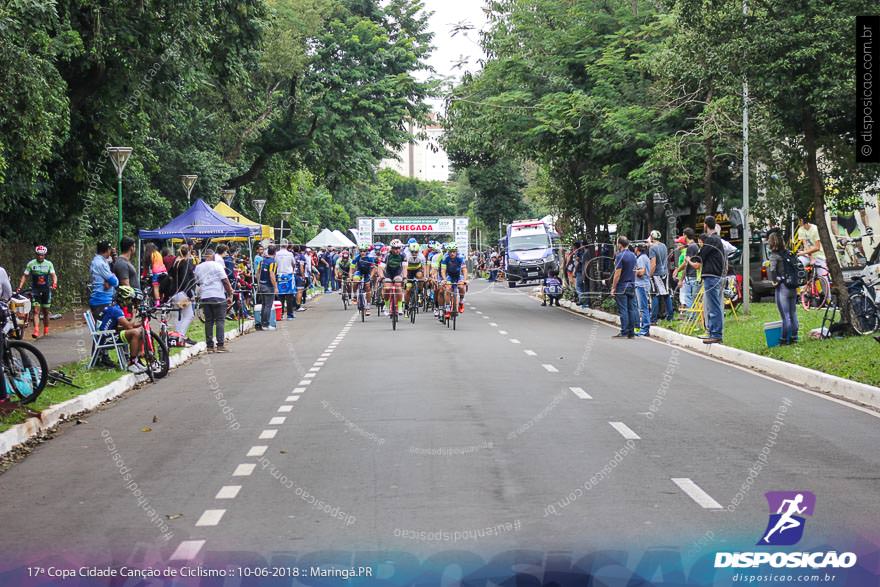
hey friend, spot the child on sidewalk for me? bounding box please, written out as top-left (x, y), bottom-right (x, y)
top-left (542, 270), bottom-right (563, 306)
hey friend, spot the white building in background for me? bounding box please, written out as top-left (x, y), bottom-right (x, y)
top-left (380, 115), bottom-right (451, 182)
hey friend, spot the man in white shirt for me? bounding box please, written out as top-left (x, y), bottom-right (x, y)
top-left (796, 216), bottom-right (827, 275)
top-left (275, 242), bottom-right (296, 319)
top-left (194, 257), bottom-right (233, 352)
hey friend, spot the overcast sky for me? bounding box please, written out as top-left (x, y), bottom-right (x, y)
top-left (422, 0), bottom-right (489, 109)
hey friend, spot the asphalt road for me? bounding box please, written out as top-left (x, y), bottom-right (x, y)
top-left (1, 280), bottom-right (878, 579)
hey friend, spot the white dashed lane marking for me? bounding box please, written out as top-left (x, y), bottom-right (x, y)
top-left (304, 373), bottom-right (316, 379)
top-left (489, 322), bottom-right (498, 327)
top-left (246, 446), bottom-right (267, 457)
top-left (170, 540), bottom-right (205, 561)
top-left (569, 387), bottom-right (592, 399)
top-left (285, 395), bottom-right (301, 402)
top-left (233, 464), bottom-right (255, 477)
top-left (195, 509), bottom-right (226, 527)
top-left (298, 380), bottom-right (311, 386)
top-left (215, 485), bottom-right (241, 499)
top-left (292, 387), bottom-right (306, 393)
top-left (258, 429), bottom-right (277, 439)
top-left (524, 350), bottom-right (537, 356)
top-left (672, 478), bottom-right (724, 509)
top-left (609, 421), bottom-right (640, 440)
top-left (542, 364), bottom-right (559, 373)
top-left (499, 330), bottom-right (508, 335)
top-left (269, 417), bottom-right (286, 425)
top-left (277, 405), bottom-right (293, 412)
top-left (509, 339), bottom-right (520, 344)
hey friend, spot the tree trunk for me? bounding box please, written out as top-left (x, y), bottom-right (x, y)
top-left (803, 112), bottom-right (851, 329)
top-left (645, 190), bottom-right (655, 235)
top-left (701, 88), bottom-right (715, 216)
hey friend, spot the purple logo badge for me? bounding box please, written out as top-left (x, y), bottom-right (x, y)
top-left (758, 491), bottom-right (816, 546)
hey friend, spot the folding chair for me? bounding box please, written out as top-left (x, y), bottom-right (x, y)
top-left (84, 311), bottom-right (129, 370)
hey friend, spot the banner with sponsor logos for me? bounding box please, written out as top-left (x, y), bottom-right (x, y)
top-left (371, 217), bottom-right (455, 234)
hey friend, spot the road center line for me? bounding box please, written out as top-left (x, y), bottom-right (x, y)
top-left (671, 478), bottom-right (724, 509)
top-left (609, 421), bottom-right (640, 439)
top-left (292, 387), bottom-right (306, 393)
top-left (195, 509), bottom-right (226, 527)
top-left (509, 339), bottom-right (520, 344)
top-left (277, 405), bottom-right (293, 412)
top-left (524, 350), bottom-right (537, 356)
top-left (246, 446), bottom-right (268, 457)
top-left (569, 387), bottom-right (592, 399)
top-left (169, 540), bottom-right (205, 561)
top-left (489, 322), bottom-right (498, 327)
top-left (298, 380), bottom-right (311, 386)
top-left (258, 429), bottom-right (277, 439)
top-left (233, 464), bottom-right (255, 477)
top-left (285, 395), bottom-right (301, 402)
top-left (269, 417), bottom-right (286, 425)
top-left (215, 485), bottom-right (241, 499)
top-left (499, 330), bottom-right (508, 335)
top-left (542, 364), bottom-right (559, 373)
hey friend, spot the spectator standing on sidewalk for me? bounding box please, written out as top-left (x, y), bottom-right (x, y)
top-left (634, 242), bottom-right (652, 337)
top-left (89, 241), bottom-right (119, 320)
top-left (647, 231), bottom-right (672, 322)
top-left (170, 245), bottom-right (197, 345)
top-left (319, 248), bottom-right (332, 292)
top-left (113, 237), bottom-right (140, 290)
top-left (767, 231), bottom-right (800, 345)
top-left (194, 253), bottom-right (233, 352)
top-left (610, 237), bottom-right (638, 339)
top-left (689, 232), bottom-right (725, 344)
top-left (674, 228), bottom-right (700, 310)
top-left (257, 245), bottom-right (279, 330)
top-left (275, 242), bottom-right (296, 319)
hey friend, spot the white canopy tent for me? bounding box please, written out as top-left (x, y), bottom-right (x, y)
top-left (331, 230), bottom-right (357, 248)
top-left (306, 228), bottom-right (357, 248)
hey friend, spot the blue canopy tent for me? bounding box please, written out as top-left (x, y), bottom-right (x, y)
top-left (138, 198), bottom-right (260, 269)
top-left (138, 198), bottom-right (258, 240)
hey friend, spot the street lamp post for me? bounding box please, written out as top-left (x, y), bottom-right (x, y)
top-left (252, 198), bottom-right (267, 226)
top-left (107, 146), bottom-right (133, 244)
top-left (280, 211), bottom-right (291, 243)
top-left (741, 0), bottom-right (751, 314)
top-left (222, 189), bottom-right (236, 206)
top-left (180, 175), bottom-right (198, 203)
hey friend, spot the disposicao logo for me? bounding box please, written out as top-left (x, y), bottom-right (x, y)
top-left (714, 491), bottom-right (858, 570)
top-left (759, 491), bottom-right (815, 546)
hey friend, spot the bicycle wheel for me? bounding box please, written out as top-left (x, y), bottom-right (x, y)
top-left (139, 331), bottom-right (169, 381)
top-left (3, 340), bottom-right (48, 404)
top-left (848, 293), bottom-right (878, 335)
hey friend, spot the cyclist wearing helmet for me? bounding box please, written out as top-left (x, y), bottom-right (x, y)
top-left (428, 242), bottom-right (447, 318)
top-left (381, 239), bottom-right (407, 316)
top-left (335, 248), bottom-right (354, 297)
top-left (19, 245), bottom-right (57, 338)
top-left (403, 239), bottom-right (426, 308)
top-left (441, 243), bottom-right (468, 317)
top-left (97, 285), bottom-right (145, 373)
top-left (352, 244), bottom-right (378, 315)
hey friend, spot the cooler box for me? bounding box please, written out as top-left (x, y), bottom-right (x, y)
top-left (764, 320), bottom-right (783, 347)
top-left (274, 300), bottom-right (282, 321)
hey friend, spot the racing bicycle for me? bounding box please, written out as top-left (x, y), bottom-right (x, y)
top-left (847, 274), bottom-right (879, 335)
top-left (386, 279), bottom-right (403, 331)
top-left (134, 303), bottom-right (171, 382)
top-left (405, 278), bottom-right (424, 324)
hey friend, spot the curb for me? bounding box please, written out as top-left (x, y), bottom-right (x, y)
top-left (532, 291), bottom-right (880, 411)
top-left (0, 289), bottom-right (327, 458)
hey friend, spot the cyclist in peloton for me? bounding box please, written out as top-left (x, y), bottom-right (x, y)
top-left (403, 238), bottom-right (426, 309)
top-left (429, 241), bottom-right (447, 318)
top-left (335, 248), bottom-right (354, 298)
top-left (351, 244), bottom-right (378, 316)
top-left (18, 245), bottom-right (57, 339)
top-left (440, 243), bottom-right (468, 318)
top-left (381, 239), bottom-right (407, 316)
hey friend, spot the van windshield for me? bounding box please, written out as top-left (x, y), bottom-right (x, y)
top-left (509, 234), bottom-right (550, 252)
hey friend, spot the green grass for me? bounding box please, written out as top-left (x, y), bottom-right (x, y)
top-left (0, 318), bottom-right (242, 433)
top-left (660, 302), bottom-right (880, 387)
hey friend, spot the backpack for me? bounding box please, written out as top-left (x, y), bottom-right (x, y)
top-left (780, 249), bottom-right (806, 288)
